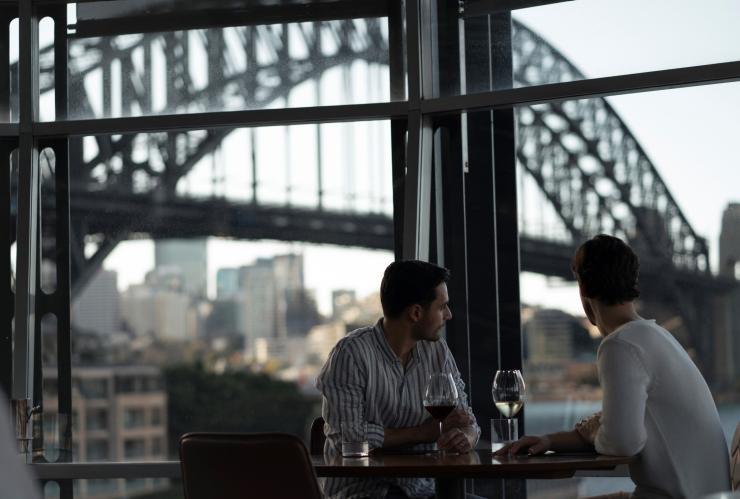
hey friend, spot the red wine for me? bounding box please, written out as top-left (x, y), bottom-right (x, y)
top-left (424, 404), bottom-right (455, 420)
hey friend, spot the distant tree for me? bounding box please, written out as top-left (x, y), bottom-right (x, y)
top-left (164, 363), bottom-right (319, 457)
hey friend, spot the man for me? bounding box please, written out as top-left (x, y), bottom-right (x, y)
top-left (316, 260), bottom-right (480, 499)
top-left (497, 234), bottom-right (730, 499)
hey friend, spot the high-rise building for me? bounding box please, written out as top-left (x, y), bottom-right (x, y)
top-left (216, 268), bottom-right (240, 299)
top-left (154, 238), bottom-right (208, 298)
top-left (242, 258), bottom-right (278, 352)
top-left (121, 268), bottom-right (194, 340)
top-left (234, 254), bottom-right (320, 360)
top-left (72, 269), bottom-right (120, 335)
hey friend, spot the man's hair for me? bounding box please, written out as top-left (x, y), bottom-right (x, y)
top-left (380, 260), bottom-right (450, 319)
top-left (571, 234), bottom-right (640, 305)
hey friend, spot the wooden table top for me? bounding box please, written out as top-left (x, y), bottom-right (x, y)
top-left (312, 450), bottom-right (634, 479)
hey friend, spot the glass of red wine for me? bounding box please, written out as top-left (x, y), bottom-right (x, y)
top-left (423, 372), bottom-right (458, 453)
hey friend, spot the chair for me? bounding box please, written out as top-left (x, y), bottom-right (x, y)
top-left (179, 432), bottom-right (322, 499)
top-left (732, 421), bottom-right (740, 490)
top-left (310, 416), bottom-right (326, 455)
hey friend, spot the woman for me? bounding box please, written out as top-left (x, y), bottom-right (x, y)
top-left (497, 235), bottom-right (730, 499)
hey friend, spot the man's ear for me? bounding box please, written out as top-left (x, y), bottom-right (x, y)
top-left (408, 304), bottom-right (423, 322)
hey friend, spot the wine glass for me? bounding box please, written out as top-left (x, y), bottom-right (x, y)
top-left (423, 373), bottom-right (458, 452)
top-left (492, 369), bottom-right (525, 419)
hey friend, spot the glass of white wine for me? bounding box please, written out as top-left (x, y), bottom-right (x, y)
top-left (491, 369), bottom-right (525, 451)
top-left (492, 369), bottom-right (525, 418)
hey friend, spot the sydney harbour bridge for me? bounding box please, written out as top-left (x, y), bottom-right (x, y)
top-left (10, 11), bottom-right (738, 386)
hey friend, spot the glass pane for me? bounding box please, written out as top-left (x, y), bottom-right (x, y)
top-left (40, 121), bottom-right (394, 465)
top-left (442, 0), bottom-right (740, 95)
top-left (5, 14), bottom-right (18, 122)
top-left (60, 17), bottom-right (395, 120)
top-left (517, 83), bottom-right (740, 497)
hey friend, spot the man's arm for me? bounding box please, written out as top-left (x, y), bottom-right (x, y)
top-left (383, 420), bottom-right (439, 448)
top-left (316, 342), bottom-right (385, 451)
top-left (440, 341), bottom-right (480, 451)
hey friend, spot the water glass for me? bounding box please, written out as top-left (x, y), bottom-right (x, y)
top-left (341, 421), bottom-right (369, 457)
top-left (490, 418), bottom-right (518, 452)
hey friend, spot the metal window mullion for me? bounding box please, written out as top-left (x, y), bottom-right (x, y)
top-left (421, 60), bottom-right (740, 114)
top-left (32, 101), bottom-right (408, 137)
top-left (387, 0), bottom-right (406, 260)
top-left (403, 111), bottom-right (433, 260)
top-left (14, 0), bottom-right (40, 432)
top-left (462, 0), bottom-right (574, 17)
top-left (0, 8), bottom-right (11, 123)
top-left (403, 0), bottom-right (435, 261)
top-left (406, 0), bottom-right (422, 107)
top-left (0, 139), bottom-right (15, 399)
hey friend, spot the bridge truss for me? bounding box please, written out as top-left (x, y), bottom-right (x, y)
top-left (8, 12), bottom-right (730, 374)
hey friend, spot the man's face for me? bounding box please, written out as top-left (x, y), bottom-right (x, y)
top-left (410, 283), bottom-right (452, 342)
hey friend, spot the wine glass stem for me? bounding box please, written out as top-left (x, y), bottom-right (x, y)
top-left (438, 421), bottom-right (443, 454)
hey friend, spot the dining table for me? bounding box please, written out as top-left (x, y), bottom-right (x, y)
top-left (312, 449), bottom-right (635, 499)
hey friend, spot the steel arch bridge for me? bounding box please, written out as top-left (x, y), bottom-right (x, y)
top-left (10, 17), bottom-right (731, 377)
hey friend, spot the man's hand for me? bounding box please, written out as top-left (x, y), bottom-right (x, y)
top-left (442, 408), bottom-right (474, 432)
top-left (493, 435), bottom-right (552, 456)
top-left (438, 427), bottom-right (475, 453)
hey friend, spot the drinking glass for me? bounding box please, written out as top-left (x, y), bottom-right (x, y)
top-left (423, 372), bottom-right (458, 452)
top-left (341, 421), bottom-right (369, 457)
top-left (492, 369), bottom-right (525, 420)
top-left (491, 418), bottom-right (519, 452)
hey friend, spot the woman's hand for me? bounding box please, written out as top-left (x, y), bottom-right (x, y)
top-left (493, 435), bottom-right (552, 456)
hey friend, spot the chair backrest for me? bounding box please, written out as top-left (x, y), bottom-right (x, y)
top-left (310, 416), bottom-right (326, 455)
top-left (732, 421), bottom-right (740, 490)
top-left (179, 432), bottom-right (322, 499)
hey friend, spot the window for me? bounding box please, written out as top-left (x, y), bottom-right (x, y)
top-left (6, 2), bottom-right (740, 499)
top-left (78, 379), bottom-right (108, 399)
top-left (151, 437), bottom-right (163, 457)
top-left (123, 408), bottom-right (146, 429)
top-left (151, 408), bottom-right (162, 426)
top-left (123, 439), bottom-right (147, 459)
top-left (115, 377), bottom-right (135, 394)
top-left (86, 439), bottom-right (109, 461)
top-left (85, 409), bottom-right (108, 431)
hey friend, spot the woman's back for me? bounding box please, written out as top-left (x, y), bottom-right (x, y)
top-left (596, 319), bottom-right (730, 499)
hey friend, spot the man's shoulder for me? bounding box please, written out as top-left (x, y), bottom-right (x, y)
top-left (333, 324), bottom-right (378, 352)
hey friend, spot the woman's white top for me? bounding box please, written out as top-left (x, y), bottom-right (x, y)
top-left (595, 319), bottom-right (730, 499)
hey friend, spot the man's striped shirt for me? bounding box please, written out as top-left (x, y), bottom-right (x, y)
top-left (316, 319), bottom-right (480, 499)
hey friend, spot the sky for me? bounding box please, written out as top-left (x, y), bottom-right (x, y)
top-left (17, 0), bottom-right (740, 317)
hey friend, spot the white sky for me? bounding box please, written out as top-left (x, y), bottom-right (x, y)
top-left (61, 0), bottom-right (740, 317)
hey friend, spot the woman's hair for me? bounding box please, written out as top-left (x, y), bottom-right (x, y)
top-left (380, 260), bottom-right (450, 318)
top-left (571, 234), bottom-right (640, 305)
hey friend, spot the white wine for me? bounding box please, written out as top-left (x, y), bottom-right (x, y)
top-left (495, 400), bottom-right (523, 418)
